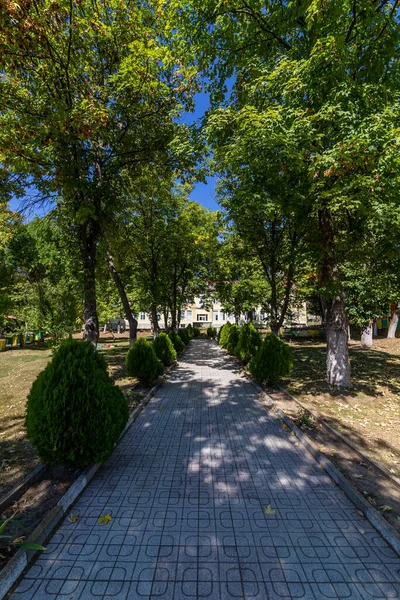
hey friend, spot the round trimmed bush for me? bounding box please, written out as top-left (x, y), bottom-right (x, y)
top-left (249, 334), bottom-right (293, 384)
top-left (168, 330), bottom-right (185, 354)
top-left (153, 332), bottom-right (177, 366)
top-left (219, 322), bottom-right (232, 348)
top-left (25, 339), bottom-right (129, 467)
top-left (226, 324), bottom-right (241, 354)
top-left (192, 326), bottom-right (201, 338)
top-left (178, 328), bottom-right (190, 346)
top-left (126, 338), bottom-right (163, 386)
top-left (235, 323), bottom-right (261, 364)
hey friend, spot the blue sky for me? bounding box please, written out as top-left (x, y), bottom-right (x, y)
top-left (181, 91), bottom-right (219, 212)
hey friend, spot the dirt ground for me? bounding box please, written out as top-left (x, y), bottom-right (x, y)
top-left (281, 338), bottom-right (400, 479)
top-left (0, 332), bottom-right (150, 498)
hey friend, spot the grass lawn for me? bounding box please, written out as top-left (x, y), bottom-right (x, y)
top-left (0, 331), bottom-right (152, 497)
top-left (283, 338), bottom-right (400, 478)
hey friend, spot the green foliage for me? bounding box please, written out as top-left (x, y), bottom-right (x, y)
top-left (207, 326), bottom-right (217, 339)
top-left (178, 327), bottom-right (191, 346)
top-left (186, 324), bottom-right (194, 339)
top-left (25, 340), bottom-right (128, 467)
top-left (126, 338), bottom-right (163, 386)
top-left (235, 323), bottom-right (261, 364)
top-left (152, 332), bottom-right (177, 366)
top-left (219, 322), bottom-right (232, 348)
top-left (225, 324), bottom-right (240, 355)
top-left (192, 325), bottom-right (201, 338)
top-left (0, 514), bottom-right (45, 552)
top-left (249, 334), bottom-right (293, 385)
top-left (168, 330), bottom-right (185, 354)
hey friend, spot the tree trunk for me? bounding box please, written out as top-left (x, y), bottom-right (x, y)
top-left (79, 223), bottom-right (99, 346)
top-left (387, 310), bottom-right (399, 338)
top-left (373, 319), bottom-right (378, 338)
top-left (361, 321), bottom-right (373, 348)
top-left (151, 305), bottom-right (160, 337)
top-left (271, 323), bottom-right (280, 335)
top-left (163, 308), bottom-right (169, 330)
top-left (171, 266), bottom-right (178, 330)
top-left (318, 207), bottom-right (351, 387)
top-left (107, 254), bottom-right (138, 347)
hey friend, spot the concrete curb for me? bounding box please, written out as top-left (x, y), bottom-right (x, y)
top-left (222, 345), bottom-right (400, 556)
top-left (0, 465), bottom-right (47, 514)
top-left (0, 348), bottom-right (183, 600)
top-left (277, 385), bottom-right (400, 489)
top-left (272, 401), bottom-right (400, 556)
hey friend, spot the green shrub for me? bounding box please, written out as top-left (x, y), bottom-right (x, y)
top-left (153, 332), bottom-right (177, 366)
top-left (186, 324), bottom-right (194, 339)
top-left (207, 326), bottom-right (217, 339)
top-left (235, 323), bottom-right (261, 364)
top-left (219, 322), bottom-right (232, 347)
top-left (126, 338), bottom-right (163, 386)
top-left (178, 328), bottom-right (190, 346)
top-left (249, 334), bottom-right (293, 384)
top-left (192, 326), bottom-right (201, 338)
top-left (25, 340), bottom-right (128, 467)
top-left (226, 324), bottom-right (241, 354)
top-left (168, 330), bottom-right (185, 354)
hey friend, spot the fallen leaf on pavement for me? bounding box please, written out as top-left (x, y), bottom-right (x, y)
top-left (99, 514), bottom-right (112, 524)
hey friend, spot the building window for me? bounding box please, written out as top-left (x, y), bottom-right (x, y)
top-left (213, 311), bottom-right (218, 321)
top-left (197, 314), bottom-right (208, 322)
top-left (220, 311), bottom-right (226, 321)
top-left (181, 310), bottom-right (185, 320)
top-left (140, 312), bottom-right (146, 320)
top-left (186, 310), bottom-right (192, 320)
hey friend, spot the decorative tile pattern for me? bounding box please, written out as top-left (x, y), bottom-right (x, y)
top-left (11, 341), bottom-right (400, 599)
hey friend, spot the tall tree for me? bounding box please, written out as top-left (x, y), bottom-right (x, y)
top-left (0, 0), bottom-right (194, 344)
top-left (167, 0), bottom-right (400, 387)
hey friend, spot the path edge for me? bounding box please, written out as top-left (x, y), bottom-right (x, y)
top-left (255, 384), bottom-right (400, 556)
top-left (0, 348), bottom-right (183, 600)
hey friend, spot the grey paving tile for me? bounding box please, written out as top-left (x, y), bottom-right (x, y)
top-left (9, 340), bottom-right (400, 600)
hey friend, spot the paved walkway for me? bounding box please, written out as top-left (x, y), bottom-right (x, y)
top-left (12, 341), bottom-right (400, 599)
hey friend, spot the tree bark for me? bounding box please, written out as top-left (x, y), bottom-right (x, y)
top-left (318, 207), bottom-right (351, 387)
top-left (373, 319), bottom-right (378, 338)
top-left (163, 308), bottom-right (169, 330)
top-left (151, 305), bottom-right (160, 337)
top-left (361, 321), bottom-right (373, 348)
top-left (271, 323), bottom-right (280, 335)
top-left (79, 223), bottom-right (99, 346)
top-left (387, 310), bottom-right (399, 338)
top-left (107, 254), bottom-right (138, 347)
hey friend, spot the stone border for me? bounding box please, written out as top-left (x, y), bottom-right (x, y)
top-left (217, 341), bottom-right (400, 556)
top-left (277, 384), bottom-right (400, 489)
top-left (255, 387), bottom-right (400, 556)
top-left (0, 466), bottom-right (47, 514)
top-left (0, 348), bottom-right (183, 600)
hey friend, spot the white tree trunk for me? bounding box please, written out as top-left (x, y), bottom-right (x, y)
top-left (103, 323), bottom-right (107, 333)
top-left (361, 321), bottom-right (373, 348)
top-left (387, 311), bottom-right (399, 339)
top-left (326, 322), bottom-right (351, 387)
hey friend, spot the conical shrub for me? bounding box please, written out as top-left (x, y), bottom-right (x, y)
top-left (168, 330), bottom-right (185, 354)
top-left (235, 323), bottom-right (261, 364)
top-left (126, 338), bottom-right (163, 386)
top-left (153, 332), bottom-right (177, 366)
top-left (249, 334), bottom-right (293, 384)
top-left (226, 324), bottom-right (241, 354)
top-left (178, 328), bottom-right (190, 346)
top-left (219, 322), bottom-right (231, 347)
top-left (25, 339), bottom-right (128, 467)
